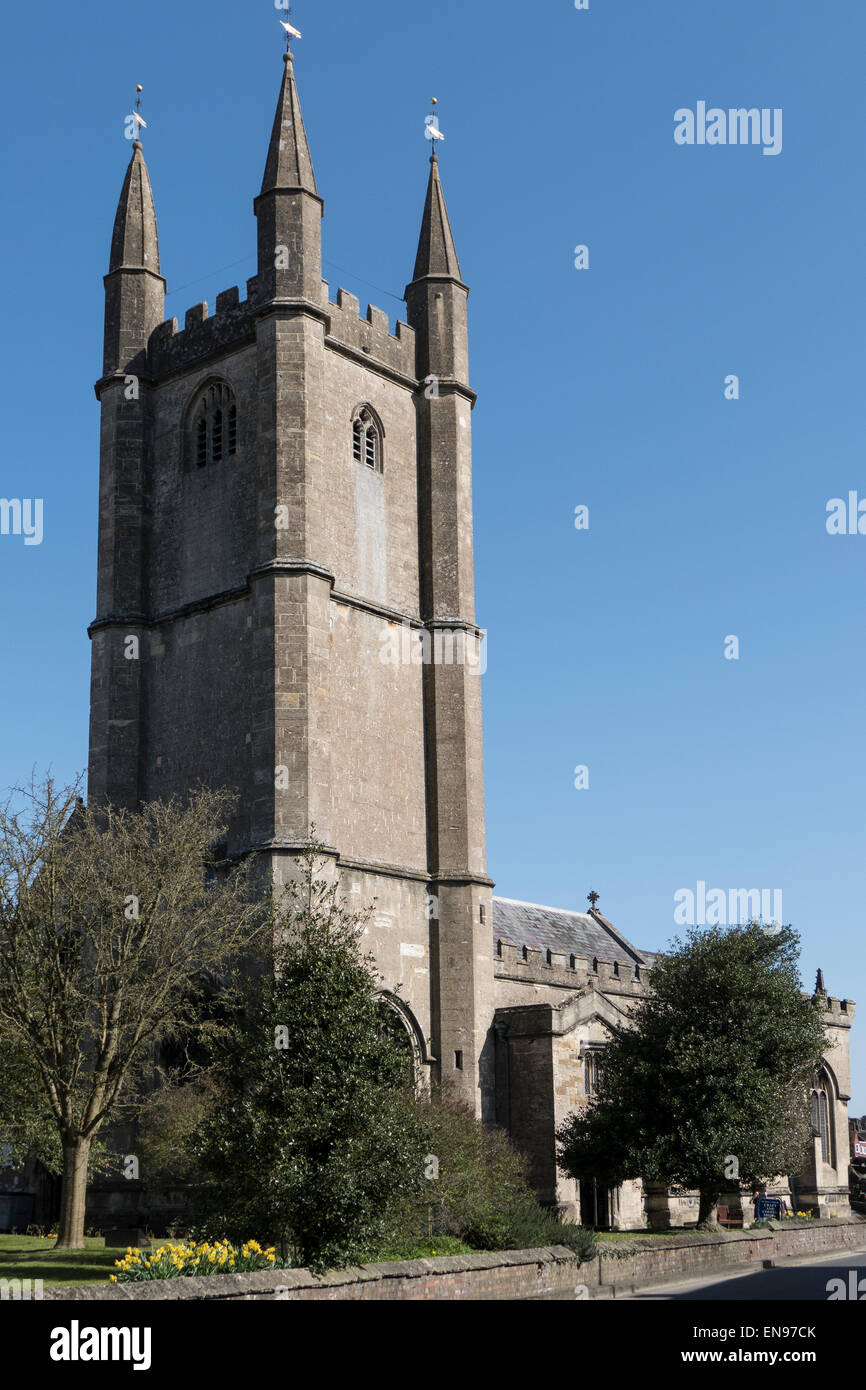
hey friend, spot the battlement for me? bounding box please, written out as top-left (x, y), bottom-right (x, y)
top-left (493, 935), bottom-right (856, 1019)
top-left (145, 280), bottom-right (418, 383)
top-left (495, 937), bottom-right (648, 993)
top-left (823, 996), bottom-right (856, 1024)
top-left (148, 286), bottom-right (256, 377)
top-left (323, 282), bottom-right (417, 381)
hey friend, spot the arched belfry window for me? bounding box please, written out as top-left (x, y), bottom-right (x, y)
top-left (351, 405), bottom-right (383, 473)
top-left (190, 381), bottom-right (237, 469)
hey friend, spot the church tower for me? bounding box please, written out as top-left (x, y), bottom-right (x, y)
top-left (88, 44), bottom-right (495, 1116)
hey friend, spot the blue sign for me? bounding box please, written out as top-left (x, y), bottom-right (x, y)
top-left (755, 1197), bottom-right (784, 1221)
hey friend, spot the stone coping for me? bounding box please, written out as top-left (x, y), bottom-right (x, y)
top-left (41, 1219), bottom-right (866, 1300)
top-left (597, 1217), bottom-right (842, 1257)
top-left (43, 1246), bottom-right (579, 1301)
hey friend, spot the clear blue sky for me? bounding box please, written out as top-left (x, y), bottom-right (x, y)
top-left (1, 1), bottom-right (864, 1107)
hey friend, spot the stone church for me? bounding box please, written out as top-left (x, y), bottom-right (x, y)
top-left (83, 40), bottom-right (854, 1231)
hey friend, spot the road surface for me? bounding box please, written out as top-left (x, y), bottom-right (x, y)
top-left (621, 1244), bottom-right (866, 1300)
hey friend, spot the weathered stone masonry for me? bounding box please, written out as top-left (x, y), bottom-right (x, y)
top-left (89, 46), bottom-right (493, 1164)
top-left (85, 41), bottom-right (856, 1231)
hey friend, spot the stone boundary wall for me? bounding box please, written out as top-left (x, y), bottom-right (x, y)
top-left (43, 1219), bottom-right (866, 1302)
top-left (44, 1248), bottom-right (582, 1303)
top-left (594, 1217), bottom-right (866, 1297)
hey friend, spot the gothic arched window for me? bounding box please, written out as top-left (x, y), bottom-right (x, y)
top-left (811, 1068), bottom-right (835, 1167)
top-left (375, 991), bottom-right (428, 1094)
top-left (584, 1049), bottom-right (603, 1098)
top-left (351, 405), bottom-right (383, 473)
top-left (819, 1092), bottom-right (831, 1165)
top-left (189, 381), bottom-right (238, 469)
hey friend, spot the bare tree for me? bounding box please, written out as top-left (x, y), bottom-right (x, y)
top-left (0, 775), bottom-right (268, 1248)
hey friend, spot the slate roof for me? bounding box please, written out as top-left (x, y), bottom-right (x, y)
top-left (492, 896), bottom-right (653, 968)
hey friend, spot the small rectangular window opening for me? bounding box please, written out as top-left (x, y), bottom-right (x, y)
top-left (212, 410), bottom-right (223, 462)
top-left (454, 1050), bottom-right (463, 1071)
top-left (196, 418), bottom-right (207, 467)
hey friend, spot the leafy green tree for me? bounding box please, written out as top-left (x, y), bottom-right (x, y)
top-left (188, 849), bottom-right (429, 1271)
top-left (382, 1089), bottom-right (538, 1252)
top-left (136, 1068), bottom-right (219, 1193)
top-left (0, 1028), bottom-right (119, 1192)
top-left (381, 1089), bottom-right (598, 1262)
top-left (0, 1029), bottom-right (63, 1174)
top-left (556, 923), bottom-right (826, 1228)
top-left (0, 775), bottom-right (267, 1248)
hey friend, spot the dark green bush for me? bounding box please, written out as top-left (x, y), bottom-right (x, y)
top-left (377, 1094), bottom-right (598, 1264)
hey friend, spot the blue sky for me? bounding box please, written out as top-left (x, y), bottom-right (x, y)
top-left (1, 1), bottom-right (864, 1106)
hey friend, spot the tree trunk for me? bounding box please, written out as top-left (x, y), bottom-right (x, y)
top-left (697, 1190), bottom-right (721, 1230)
top-left (55, 1136), bottom-right (91, 1249)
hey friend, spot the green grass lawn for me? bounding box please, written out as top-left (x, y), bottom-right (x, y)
top-left (0, 1234), bottom-right (150, 1288)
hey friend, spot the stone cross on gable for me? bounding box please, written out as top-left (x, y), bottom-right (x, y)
top-left (587, 890), bottom-right (600, 910)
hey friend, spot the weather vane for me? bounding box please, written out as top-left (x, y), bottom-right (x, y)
top-left (425, 97), bottom-right (445, 148)
top-left (278, 3), bottom-right (302, 53)
top-left (132, 84), bottom-right (147, 142)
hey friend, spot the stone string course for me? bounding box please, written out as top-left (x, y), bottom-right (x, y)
top-left (43, 1219), bottom-right (866, 1301)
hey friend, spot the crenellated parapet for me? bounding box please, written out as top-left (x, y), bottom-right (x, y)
top-left (148, 287), bottom-right (256, 378)
top-left (494, 936), bottom-right (650, 996)
top-left (494, 925), bottom-right (857, 1025)
top-left (323, 283), bottom-right (416, 381)
top-left (145, 279), bottom-right (417, 385)
top-left (821, 996), bottom-right (856, 1026)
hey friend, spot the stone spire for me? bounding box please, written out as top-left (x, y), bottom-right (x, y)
top-left (405, 151), bottom-right (469, 386)
top-left (814, 968), bottom-right (827, 998)
top-left (261, 50), bottom-right (318, 195)
top-left (109, 141), bottom-right (161, 274)
top-left (103, 140), bottom-right (165, 376)
top-left (410, 152), bottom-right (463, 285)
top-left (254, 50), bottom-right (323, 304)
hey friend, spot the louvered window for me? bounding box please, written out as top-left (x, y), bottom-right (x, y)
top-left (191, 382), bottom-right (238, 468)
